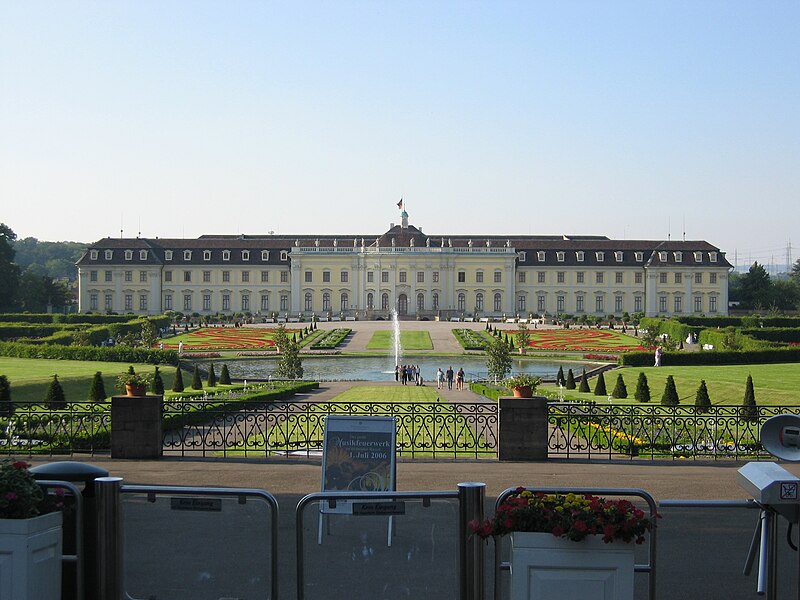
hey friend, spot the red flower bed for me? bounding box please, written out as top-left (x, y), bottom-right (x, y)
top-left (519, 329), bottom-right (645, 352)
top-left (158, 328), bottom-right (303, 350)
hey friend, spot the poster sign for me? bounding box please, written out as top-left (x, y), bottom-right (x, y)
top-left (321, 415), bottom-right (396, 514)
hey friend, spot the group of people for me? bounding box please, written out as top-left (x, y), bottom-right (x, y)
top-left (394, 364), bottom-right (466, 390)
top-left (435, 366), bottom-right (465, 390)
top-left (395, 364), bottom-right (424, 385)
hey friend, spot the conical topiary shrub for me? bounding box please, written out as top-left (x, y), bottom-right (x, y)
top-left (593, 372), bottom-right (607, 396)
top-left (661, 375), bottom-right (679, 406)
top-left (579, 369), bottom-right (590, 393)
top-left (0, 375), bottom-right (13, 416)
top-left (191, 365), bottom-right (203, 390)
top-left (740, 374), bottom-right (758, 422)
top-left (152, 366), bottom-right (165, 395)
top-left (45, 374), bottom-right (67, 409)
top-left (207, 363), bottom-right (217, 387)
top-left (695, 380), bottom-right (711, 414)
top-left (565, 368), bottom-right (576, 390)
top-left (88, 371), bottom-right (107, 402)
top-left (172, 365), bottom-right (185, 392)
top-left (556, 366), bottom-right (566, 387)
top-left (219, 364), bottom-right (231, 385)
top-left (612, 374), bottom-right (628, 399)
top-left (635, 372), bottom-right (650, 403)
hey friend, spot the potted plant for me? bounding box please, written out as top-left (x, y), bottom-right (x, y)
top-left (0, 459), bottom-right (66, 599)
top-left (116, 368), bottom-right (154, 397)
top-left (503, 373), bottom-right (542, 398)
top-left (471, 488), bottom-right (655, 600)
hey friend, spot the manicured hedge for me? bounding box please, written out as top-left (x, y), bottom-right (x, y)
top-left (673, 316), bottom-right (800, 328)
top-left (0, 313), bottom-right (135, 324)
top-left (0, 324), bottom-right (85, 341)
top-left (619, 348), bottom-right (800, 366)
top-left (312, 328), bottom-right (351, 349)
top-left (639, 318), bottom-right (694, 342)
top-left (0, 341), bottom-right (179, 365)
top-left (742, 328), bottom-right (800, 344)
top-left (453, 328), bottom-right (489, 350)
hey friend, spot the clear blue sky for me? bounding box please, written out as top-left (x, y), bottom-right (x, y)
top-left (1, 1), bottom-right (798, 271)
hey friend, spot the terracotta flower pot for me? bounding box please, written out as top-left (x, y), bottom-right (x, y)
top-left (512, 386), bottom-right (532, 398)
top-left (125, 383), bottom-right (147, 397)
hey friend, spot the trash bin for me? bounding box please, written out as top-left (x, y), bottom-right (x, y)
top-left (31, 461), bottom-right (109, 600)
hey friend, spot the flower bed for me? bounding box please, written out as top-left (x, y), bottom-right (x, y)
top-left (498, 329), bottom-right (645, 352)
top-left (453, 328), bottom-right (490, 350)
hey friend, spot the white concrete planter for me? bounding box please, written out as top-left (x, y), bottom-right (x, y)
top-left (0, 511), bottom-right (62, 600)
top-left (510, 531), bottom-right (634, 600)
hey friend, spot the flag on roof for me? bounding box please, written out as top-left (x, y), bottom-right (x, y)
top-left (397, 198), bottom-right (403, 209)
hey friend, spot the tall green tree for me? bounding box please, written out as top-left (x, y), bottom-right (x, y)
top-left (740, 262), bottom-right (772, 309)
top-left (273, 323), bottom-right (304, 379)
top-left (485, 337), bottom-right (512, 381)
top-left (695, 380), bottom-right (711, 414)
top-left (0, 224), bottom-right (21, 311)
top-left (45, 374), bottom-right (67, 409)
top-left (516, 322), bottom-right (530, 353)
top-left (741, 374), bottom-right (758, 422)
top-left (0, 375), bottom-right (12, 416)
top-left (88, 371), bottom-right (107, 402)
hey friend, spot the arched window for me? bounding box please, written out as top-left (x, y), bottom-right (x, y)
top-left (367, 293), bottom-right (374, 310)
top-left (341, 293), bottom-right (349, 311)
top-left (322, 292), bottom-right (330, 311)
top-left (381, 293), bottom-right (389, 310)
top-left (417, 293), bottom-right (425, 311)
top-left (432, 293), bottom-right (439, 310)
top-left (457, 293), bottom-right (465, 311)
top-left (494, 293), bottom-right (502, 312)
top-left (517, 294), bottom-right (526, 312)
top-left (475, 292), bottom-right (484, 311)
top-left (304, 292), bottom-right (313, 311)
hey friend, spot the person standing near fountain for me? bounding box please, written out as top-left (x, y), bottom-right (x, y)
top-left (395, 365), bottom-right (400, 382)
top-left (436, 368), bottom-right (444, 389)
top-left (446, 366), bottom-right (454, 390)
top-left (456, 367), bottom-right (465, 390)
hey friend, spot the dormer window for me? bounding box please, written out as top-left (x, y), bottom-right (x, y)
top-left (183, 250), bottom-right (192, 261)
top-left (261, 250), bottom-right (270, 261)
top-left (709, 252), bottom-right (718, 262)
top-left (139, 250), bottom-right (148, 260)
top-left (576, 251), bottom-right (585, 262)
top-left (615, 251), bottom-right (623, 262)
top-left (104, 250), bottom-right (113, 260)
top-left (203, 250), bottom-right (212, 261)
top-left (518, 251), bottom-right (526, 262)
top-left (165, 250), bottom-right (173, 261)
top-left (596, 251), bottom-right (604, 262)
top-left (242, 250), bottom-right (250, 261)
top-left (537, 251), bottom-right (545, 262)
top-left (674, 251), bottom-right (683, 263)
top-left (634, 252), bottom-right (643, 262)
top-left (659, 251), bottom-right (668, 262)
top-left (124, 250), bottom-right (133, 260)
top-left (90, 250), bottom-right (99, 260)
top-left (280, 250), bottom-right (289, 261)
top-left (222, 250), bottom-right (230, 261)
top-left (694, 251), bottom-right (703, 262)
top-left (556, 251), bottom-right (565, 262)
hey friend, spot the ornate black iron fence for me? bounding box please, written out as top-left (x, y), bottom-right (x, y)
top-left (548, 403), bottom-right (800, 460)
top-left (162, 400), bottom-right (499, 459)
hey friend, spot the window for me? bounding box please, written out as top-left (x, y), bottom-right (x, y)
top-left (659, 295), bottom-right (667, 312)
top-left (124, 294), bottom-right (132, 310)
top-left (709, 296), bottom-right (718, 312)
top-left (165, 250), bottom-right (173, 261)
top-left (280, 251), bottom-right (288, 261)
top-left (432, 293), bottom-right (439, 310)
top-left (304, 293), bottom-right (313, 311)
top-left (242, 250), bottom-right (250, 261)
top-left (222, 294), bottom-right (230, 311)
top-left (694, 252), bottom-right (703, 262)
top-left (381, 293), bottom-right (389, 310)
top-left (615, 272), bottom-right (623, 284)
top-left (261, 250), bottom-right (270, 261)
top-left (595, 295), bottom-right (604, 313)
top-left (556, 252), bottom-right (565, 262)
top-left (323, 293), bottom-right (330, 311)
top-left (183, 271), bottom-right (192, 283)
top-left (457, 293), bottom-right (465, 311)
top-left (183, 250), bottom-right (192, 261)
top-left (203, 250), bottom-right (212, 261)
top-left (367, 293), bottom-right (374, 310)
top-left (674, 252), bottom-right (683, 263)
top-left (399, 271), bottom-right (407, 283)
top-left (140, 250), bottom-right (148, 260)
top-left (576, 294), bottom-right (584, 312)
top-left (432, 271), bottom-right (439, 283)
top-left (518, 271), bottom-right (526, 283)
top-left (339, 271), bottom-right (348, 283)
top-left (382, 272), bottom-right (389, 283)
top-left (140, 271), bottom-right (147, 283)
top-left (596, 252), bottom-right (604, 262)
top-left (164, 271), bottom-right (172, 283)
top-left (90, 293), bottom-right (98, 310)
top-left (537, 251), bottom-right (545, 262)
top-left (493, 293), bottom-right (502, 312)
top-left (517, 294), bottom-right (526, 311)
top-left (341, 293), bottom-right (349, 311)
top-left (281, 271), bottom-right (289, 283)
top-left (635, 272), bottom-right (642, 284)
top-left (710, 273), bottom-right (717, 284)
top-left (538, 271), bottom-right (545, 283)
top-left (261, 271), bottom-right (269, 283)
top-left (203, 294), bottom-right (211, 311)
top-left (280, 294), bottom-right (288, 311)
top-left (659, 273), bottom-right (667, 284)
top-left (596, 272), bottom-right (604, 284)
top-left (615, 295), bottom-right (623, 312)
top-left (90, 270), bottom-right (98, 282)
top-left (417, 293), bottom-right (424, 311)
top-left (576, 251), bottom-right (585, 262)
top-left (367, 272), bottom-right (374, 283)
top-left (242, 294), bottom-right (250, 311)
top-left (675, 273), bottom-right (682, 284)
top-left (635, 252), bottom-right (643, 262)
top-left (222, 250), bottom-right (230, 261)
top-left (557, 272), bottom-right (565, 284)
top-left (417, 272), bottom-right (424, 283)
top-left (322, 271), bottom-right (331, 283)
top-left (659, 251), bottom-right (668, 262)
top-left (557, 295), bottom-right (565, 312)
top-left (518, 252), bottom-right (526, 262)
top-left (674, 295), bottom-right (683, 313)
top-left (90, 250), bottom-right (99, 260)
top-left (104, 294), bottom-right (112, 310)
top-left (694, 296), bottom-right (702, 312)
top-left (537, 295), bottom-right (545, 312)
top-left (125, 250), bottom-right (133, 261)
top-left (305, 271), bottom-right (313, 283)
top-left (261, 294), bottom-right (269, 311)
top-left (242, 271), bottom-right (250, 283)
top-left (494, 271), bottom-right (502, 284)
top-left (634, 296), bottom-right (642, 312)
top-left (476, 271), bottom-right (484, 283)
top-left (577, 272), bottom-right (584, 284)
top-left (475, 292), bottom-right (484, 311)
top-left (222, 271), bottom-right (230, 283)
top-left (457, 271), bottom-right (465, 283)
top-left (615, 251), bottom-right (623, 262)
top-left (105, 270), bottom-right (113, 282)
top-left (124, 271), bottom-right (132, 282)
top-left (695, 273), bottom-right (702, 284)
top-left (164, 294), bottom-right (172, 310)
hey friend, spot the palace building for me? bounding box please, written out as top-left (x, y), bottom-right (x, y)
top-left (76, 209), bottom-right (732, 319)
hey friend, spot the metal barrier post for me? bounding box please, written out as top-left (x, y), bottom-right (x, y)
top-left (458, 482), bottom-right (485, 600)
top-left (95, 476), bottom-right (123, 600)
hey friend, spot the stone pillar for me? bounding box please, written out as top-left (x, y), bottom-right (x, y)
top-left (498, 396), bottom-right (548, 461)
top-left (111, 395), bottom-right (163, 459)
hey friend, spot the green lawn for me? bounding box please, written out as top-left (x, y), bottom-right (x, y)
top-left (542, 363), bottom-right (800, 406)
top-left (366, 330), bottom-right (434, 350)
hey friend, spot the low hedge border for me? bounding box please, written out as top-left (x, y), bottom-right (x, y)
top-left (0, 340), bottom-right (179, 365)
top-left (619, 348), bottom-right (800, 366)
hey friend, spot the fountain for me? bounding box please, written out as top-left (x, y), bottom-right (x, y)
top-left (391, 308), bottom-right (403, 368)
